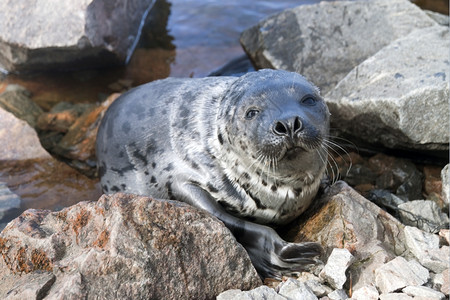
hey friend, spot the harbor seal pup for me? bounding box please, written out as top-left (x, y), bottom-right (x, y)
top-left (96, 69), bottom-right (330, 279)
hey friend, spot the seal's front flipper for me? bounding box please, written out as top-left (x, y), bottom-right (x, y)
top-left (173, 182), bottom-right (322, 280)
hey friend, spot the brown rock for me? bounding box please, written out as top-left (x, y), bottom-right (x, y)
top-left (53, 93), bottom-right (120, 166)
top-left (36, 110), bottom-right (78, 133)
top-left (287, 181), bottom-right (406, 291)
top-left (0, 193), bottom-right (261, 299)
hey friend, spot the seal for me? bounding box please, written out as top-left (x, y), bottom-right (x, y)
top-left (96, 69), bottom-right (330, 279)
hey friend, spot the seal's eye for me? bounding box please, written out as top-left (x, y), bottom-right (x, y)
top-left (245, 109), bottom-right (260, 120)
top-left (301, 96), bottom-right (317, 106)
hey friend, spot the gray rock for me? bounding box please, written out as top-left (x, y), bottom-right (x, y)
top-left (0, 182), bottom-right (20, 218)
top-left (0, 85), bottom-right (43, 128)
top-left (425, 10), bottom-right (449, 26)
top-left (0, 193), bottom-right (261, 299)
top-left (278, 278), bottom-right (317, 300)
top-left (327, 289), bottom-right (348, 300)
top-left (0, 0), bottom-right (156, 72)
top-left (1, 270), bottom-right (55, 300)
top-left (374, 257), bottom-right (429, 294)
top-left (217, 286), bottom-right (286, 300)
top-left (319, 248), bottom-right (354, 289)
top-left (442, 164), bottom-right (449, 208)
top-left (296, 272), bottom-right (333, 297)
top-left (402, 285), bottom-right (445, 300)
top-left (240, 0), bottom-right (436, 93)
top-left (326, 25), bottom-right (449, 151)
top-left (379, 293), bottom-right (413, 300)
top-left (398, 200), bottom-right (449, 233)
top-left (404, 226), bottom-right (449, 273)
top-left (351, 285), bottom-right (379, 300)
top-left (290, 182), bottom-right (407, 291)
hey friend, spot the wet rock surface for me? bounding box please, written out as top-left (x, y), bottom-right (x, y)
top-left (0, 0), bottom-right (157, 73)
top-left (0, 193), bottom-right (261, 299)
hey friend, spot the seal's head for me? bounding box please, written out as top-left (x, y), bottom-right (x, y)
top-left (217, 69), bottom-right (329, 177)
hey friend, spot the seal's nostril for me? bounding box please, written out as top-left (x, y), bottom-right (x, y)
top-left (293, 117), bottom-right (302, 133)
top-left (274, 121), bottom-right (288, 136)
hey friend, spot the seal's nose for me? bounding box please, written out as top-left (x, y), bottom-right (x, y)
top-left (273, 116), bottom-right (303, 137)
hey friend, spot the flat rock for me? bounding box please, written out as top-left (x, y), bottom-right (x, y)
top-left (398, 200), bottom-right (449, 233)
top-left (0, 107), bottom-right (101, 217)
top-left (288, 181), bottom-right (406, 291)
top-left (0, 193), bottom-right (261, 299)
top-left (351, 285), bottom-right (379, 300)
top-left (240, 0), bottom-right (436, 93)
top-left (402, 285), bottom-right (445, 300)
top-left (374, 257), bottom-right (429, 294)
top-left (0, 0), bottom-right (156, 72)
top-left (326, 25), bottom-right (449, 151)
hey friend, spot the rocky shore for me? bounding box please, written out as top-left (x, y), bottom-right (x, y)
top-left (0, 0), bottom-right (448, 299)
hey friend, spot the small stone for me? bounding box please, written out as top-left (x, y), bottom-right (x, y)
top-left (439, 229), bottom-right (449, 246)
top-left (297, 272), bottom-right (333, 297)
top-left (404, 226), bottom-right (448, 273)
top-left (351, 285), bottom-right (379, 300)
top-left (327, 289), bottom-right (348, 300)
top-left (441, 164), bottom-right (449, 208)
top-left (278, 278), bottom-right (317, 300)
top-left (217, 286), bottom-right (286, 300)
top-left (441, 269), bottom-right (449, 296)
top-left (402, 285), bottom-right (445, 300)
top-left (398, 200), bottom-right (449, 233)
top-left (379, 293), bottom-right (413, 300)
top-left (319, 248), bottom-right (354, 289)
top-left (374, 257), bottom-right (429, 294)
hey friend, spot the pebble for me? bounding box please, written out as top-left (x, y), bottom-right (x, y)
top-left (379, 293), bottom-right (413, 300)
top-left (297, 272), bottom-right (333, 297)
top-left (402, 285), bottom-right (445, 300)
top-left (350, 285), bottom-right (379, 300)
top-left (278, 278), bottom-right (317, 300)
top-left (398, 200), bottom-right (449, 233)
top-left (374, 257), bottom-right (429, 294)
top-left (319, 248), bottom-right (354, 289)
top-left (327, 289), bottom-right (348, 300)
top-left (217, 286), bottom-right (286, 300)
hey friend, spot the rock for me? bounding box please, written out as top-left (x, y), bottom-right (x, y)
top-left (326, 25), bottom-right (449, 152)
top-left (351, 285), bottom-right (379, 300)
top-left (442, 269), bottom-right (450, 296)
top-left (278, 278), bottom-right (317, 300)
top-left (379, 293), bottom-right (413, 300)
top-left (404, 226), bottom-right (449, 273)
top-left (52, 93), bottom-right (120, 176)
top-left (368, 154), bottom-right (423, 201)
top-left (217, 286), bottom-right (285, 300)
top-left (0, 182), bottom-right (21, 230)
top-left (288, 182), bottom-right (406, 291)
top-left (442, 164), bottom-right (449, 208)
top-left (398, 200), bottom-right (449, 233)
top-left (0, 0), bottom-right (157, 73)
top-left (0, 193), bottom-right (261, 299)
top-left (319, 248), bottom-right (354, 289)
top-left (439, 229), bottom-right (450, 245)
top-left (0, 107), bottom-right (101, 215)
top-left (366, 189), bottom-right (406, 211)
top-left (423, 165), bottom-right (445, 209)
top-left (0, 85), bottom-right (43, 128)
top-left (425, 10), bottom-right (449, 26)
top-left (327, 289), bottom-right (348, 300)
top-left (374, 257), bottom-right (429, 294)
top-left (296, 272), bottom-right (333, 297)
top-left (240, 0), bottom-right (436, 93)
top-left (402, 285), bottom-right (445, 300)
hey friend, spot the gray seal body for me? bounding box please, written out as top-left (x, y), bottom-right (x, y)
top-left (96, 69), bottom-right (330, 279)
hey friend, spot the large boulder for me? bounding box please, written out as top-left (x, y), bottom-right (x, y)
top-left (325, 25), bottom-right (449, 151)
top-left (0, 0), bottom-right (156, 73)
top-left (240, 0), bottom-right (436, 94)
top-left (0, 193), bottom-right (261, 299)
